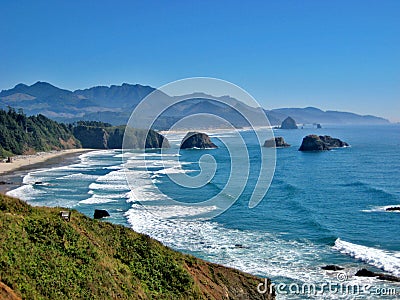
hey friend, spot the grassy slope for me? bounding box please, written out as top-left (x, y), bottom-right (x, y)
top-left (0, 195), bottom-right (273, 299)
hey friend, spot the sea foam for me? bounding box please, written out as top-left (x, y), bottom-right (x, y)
top-left (333, 238), bottom-right (400, 276)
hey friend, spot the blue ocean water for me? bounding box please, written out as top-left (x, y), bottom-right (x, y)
top-left (8, 124), bottom-right (400, 298)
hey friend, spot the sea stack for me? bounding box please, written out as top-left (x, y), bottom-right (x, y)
top-left (180, 132), bottom-right (218, 149)
top-left (263, 137), bottom-right (290, 148)
top-left (280, 117), bottom-right (298, 129)
top-left (94, 209), bottom-right (110, 219)
top-left (321, 265), bottom-right (344, 271)
top-left (299, 135), bottom-right (349, 151)
top-left (386, 207), bottom-right (400, 212)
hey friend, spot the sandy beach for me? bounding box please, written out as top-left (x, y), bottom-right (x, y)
top-left (0, 149), bottom-right (92, 176)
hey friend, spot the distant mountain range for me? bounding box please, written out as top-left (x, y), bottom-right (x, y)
top-left (0, 81), bottom-right (390, 127)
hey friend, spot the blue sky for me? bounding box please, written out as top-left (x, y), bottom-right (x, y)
top-left (1, 1), bottom-right (399, 121)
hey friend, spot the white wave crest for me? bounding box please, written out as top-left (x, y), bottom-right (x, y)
top-left (88, 182), bottom-right (129, 191)
top-left (56, 173), bottom-right (98, 180)
top-left (6, 184), bottom-right (44, 201)
top-left (124, 204), bottom-right (332, 284)
top-left (333, 238), bottom-right (400, 276)
top-left (362, 205), bottom-right (400, 213)
top-left (79, 195), bottom-right (118, 204)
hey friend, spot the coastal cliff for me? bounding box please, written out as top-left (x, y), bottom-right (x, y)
top-left (72, 125), bottom-right (108, 149)
top-left (0, 109), bottom-right (170, 158)
top-left (0, 194), bottom-right (274, 299)
top-left (73, 123), bottom-right (170, 149)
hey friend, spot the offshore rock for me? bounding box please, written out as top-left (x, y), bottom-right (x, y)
top-left (321, 265), bottom-right (344, 271)
top-left (180, 132), bottom-right (218, 149)
top-left (280, 117), bottom-right (298, 129)
top-left (299, 135), bottom-right (349, 151)
top-left (386, 207), bottom-right (400, 212)
top-left (263, 137), bottom-right (290, 148)
top-left (94, 209), bottom-right (110, 219)
top-left (355, 269), bottom-right (400, 282)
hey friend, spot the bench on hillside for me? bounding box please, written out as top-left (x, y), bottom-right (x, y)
top-left (59, 211), bottom-right (71, 222)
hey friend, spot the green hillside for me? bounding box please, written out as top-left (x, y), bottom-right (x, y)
top-left (0, 107), bottom-right (80, 157)
top-left (0, 194), bottom-right (274, 299)
top-left (0, 109), bottom-right (170, 158)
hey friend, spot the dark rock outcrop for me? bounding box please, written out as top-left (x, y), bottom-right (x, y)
top-left (117, 127), bottom-right (170, 149)
top-left (321, 265), bottom-right (344, 271)
top-left (355, 269), bottom-right (378, 277)
top-left (73, 125), bottom-right (169, 149)
top-left (355, 268), bottom-right (400, 282)
top-left (299, 135), bottom-right (349, 151)
top-left (319, 135), bottom-right (349, 148)
top-left (94, 209), bottom-right (110, 219)
top-left (386, 207), bottom-right (400, 212)
top-left (263, 137), bottom-right (290, 148)
top-left (378, 274), bottom-right (400, 282)
top-left (280, 117), bottom-right (298, 129)
top-left (316, 123), bottom-right (322, 129)
top-left (144, 129), bottom-right (170, 149)
top-left (180, 132), bottom-right (218, 149)
top-left (299, 135), bottom-right (329, 151)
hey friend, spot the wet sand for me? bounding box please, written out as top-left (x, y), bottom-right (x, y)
top-left (0, 149), bottom-right (93, 194)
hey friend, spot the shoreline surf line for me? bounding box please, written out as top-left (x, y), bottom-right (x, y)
top-left (0, 149), bottom-right (95, 194)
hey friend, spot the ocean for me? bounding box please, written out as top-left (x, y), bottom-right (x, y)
top-left (7, 124), bottom-right (400, 299)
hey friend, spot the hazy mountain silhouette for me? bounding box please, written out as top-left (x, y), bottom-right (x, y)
top-left (0, 82), bottom-right (390, 127)
top-left (74, 83), bottom-right (155, 109)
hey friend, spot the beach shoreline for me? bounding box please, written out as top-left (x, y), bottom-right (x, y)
top-left (0, 148), bottom-right (94, 194)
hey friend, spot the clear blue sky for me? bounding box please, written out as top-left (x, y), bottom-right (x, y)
top-left (1, 0), bottom-right (399, 121)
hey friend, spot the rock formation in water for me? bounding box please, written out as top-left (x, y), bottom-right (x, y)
top-left (386, 207), bottom-right (400, 212)
top-left (299, 135), bottom-right (349, 151)
top-left (180, 132), bottom-right (218, 149)
top-left (355, 268), bottom-right (400, 282)
top-left (280, 117), bottom-right (298, 129)
top-left (94, 209), bottom-right (110, 219)
top-left (263, 137), bottom-right (290, 148)
top-left (321, 265), bottom-right (344, 271)
top-left (319, 135), bottom-right (349, 148)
